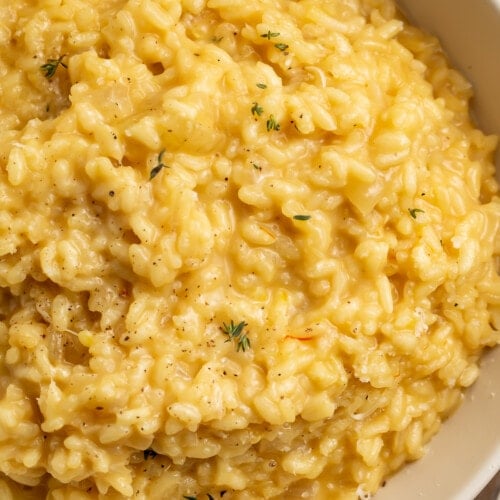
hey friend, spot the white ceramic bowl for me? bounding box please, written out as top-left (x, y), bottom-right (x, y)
top-left (377, 1), bottom-right (500, 498)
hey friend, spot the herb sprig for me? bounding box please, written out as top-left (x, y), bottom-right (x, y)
top-left (251, 102), bottom-right (264, 116)
top-left (149, 149), bottom-right (169, 180)
top-left (266, 114), bottom-right (280, 131)
top-left (40, 55), bottom-right (67, 79)
top-left (222, 320), bottom-right (251, 352)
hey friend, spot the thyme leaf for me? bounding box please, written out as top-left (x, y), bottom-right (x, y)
top-left (261, 31), bottom-right (280, 39)
top-left (222, 320), bottom-right (251, 352)
top-left (236, 334), bottom-right (251, 352)
top-left (251, 102), bottom-right (264, 116)
top-left (40, 55), bottom-right (67, 79)
top-left (256, 83), bottom-right (267, 89)
top-left (274, 43), bottom-right (289, 51)
top-left (293, 215), bottom-right (311, 221)
top-left (149, 149), bottom-right (169, 180)
top-left (408, 208), bottom-right (424, 219)
top-left (266, 114), bottom-right (280, 131)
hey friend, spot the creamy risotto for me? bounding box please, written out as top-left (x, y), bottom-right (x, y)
top-left (0, 0), bottom-right (498, 498)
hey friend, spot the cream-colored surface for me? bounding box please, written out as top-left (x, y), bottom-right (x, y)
top-left (0, 1), bottom-right (498, 499)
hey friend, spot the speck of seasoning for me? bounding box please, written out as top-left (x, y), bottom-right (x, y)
top-left (143, 449), bottom-right (158, 460)
top-left (256, 83), bottom-right (267, 89)
top-left (293, 214), bottom-right (311, 220)
top-left (108, 190), bottom-right (115, 197)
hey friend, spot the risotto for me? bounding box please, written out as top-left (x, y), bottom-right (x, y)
top-left (0, 0), bottom-right (498, 498)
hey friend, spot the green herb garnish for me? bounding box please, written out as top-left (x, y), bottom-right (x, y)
top-left (40, 55), bottom-right (67, 79)
top-left (408, 208), bottom-right (424, 219)
top-left (222, 320), bottom-right (251, 352)
top-left (293, 215), bottom-right (311, 221)
top-left (266, 115), bottom-right (280, 131)
top-left (251, 102), bottom-right (264, 116)
top-left (143, 448), bottom-right (158, 460)
top-left (274, 43), bottom-right (289, 51)
top-left (261, 31), bottom-right (280, 39)
top-left (149, 149), bottom-right (169, 180)
top-left (256, 83), bottom-right (267, 89)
